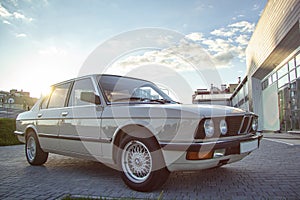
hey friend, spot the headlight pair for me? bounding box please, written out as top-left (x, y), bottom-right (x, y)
top-left (204, 119), bottom-right (227, 137)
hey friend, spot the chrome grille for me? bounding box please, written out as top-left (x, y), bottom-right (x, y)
top-left (194, 115), bottom-right (257, 139)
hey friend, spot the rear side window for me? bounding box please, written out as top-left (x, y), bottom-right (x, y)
top-left (48, 83), bottom-right (71, 108)
top-left (68, 78), bottom-right (98, 107)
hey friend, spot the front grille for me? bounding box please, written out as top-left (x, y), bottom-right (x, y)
top-left (227, 116), bottom-right (243, 136)
top-left (194, 115), bottom-right (257, 139)
top-left (239, 116), bottom-right (250, 133)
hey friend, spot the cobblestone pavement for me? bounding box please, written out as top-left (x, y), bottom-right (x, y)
top-left (0, 138), bottom-right (300, 200)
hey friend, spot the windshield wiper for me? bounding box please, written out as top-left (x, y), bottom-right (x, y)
top-left (141, 98), bottom-right (181, 104)
top-left (113, 97), bottom-right (180, 104)
top-left (130, 97), bottom-right (172, 104)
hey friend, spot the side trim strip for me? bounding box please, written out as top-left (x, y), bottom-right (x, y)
top-left (38, 133), bottom-right (112, 143)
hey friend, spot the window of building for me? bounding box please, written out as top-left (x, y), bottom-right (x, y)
top-left (297, 66), bottom-right (300, 78)
top-left (268, 76), bottom-right (273, 85)
top-left (232, 96), bottom-right (238, 107)
top-left (237, 86), bottom-right (244, 101)
top-left (48, 83), bottom-right (71, 108)
top-left (272, 73), bottom-right (278, 82)
top-left (68, 78), bottom-right (98, 107)
top-left (289, 58), bottom-right (295, 70)
top-left (244, 82), bottom-right (248, 97)
top-left (289, 69), bottom-right (296, 82)
top-left (262, 79), bottom-right (268, 90)
top-left (296, 53), bottom-right (300, 67)
top-left (277, 64), bottom-right (288, 78)
top-left (277, 74), bottom-right (289, 88)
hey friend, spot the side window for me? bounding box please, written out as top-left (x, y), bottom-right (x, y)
top-left (48, 83), bottom-right (71, 108)
top-left (68, 78), bottom-right (98, 107)
top-left (40, 95), bottom-right (50, 109)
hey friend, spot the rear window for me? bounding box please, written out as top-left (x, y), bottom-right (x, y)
top-left (48, 83), bottom-right (71, 108)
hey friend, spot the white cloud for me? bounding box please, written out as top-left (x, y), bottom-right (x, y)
top-left (3, 20), bottom-right (11, 24)
top-left (236, 35), bottom-right (249, 46)
top-left (15, 33), bottom-right (27, 38)
top-left (0, 3), bottom-right (12, 17)
top-left (108, 39), bottom-right (217, 76)
top-left (228, 21), bottom-right (255, 33)
top-left (212, 51), bottom-right (234, 66)
top-left (186, 20), bottom-right (255, 67)
top-left (0, 3), bottom-right (33, 22)
top-left (110, 20), bottom-right (255, 71)
top-left (13, 12), bottom-right (33, 22)
top-left (185, 32), bottom-right (204, 41)
top-left (232, 14), bottom-right (245, 20)
top-left (211, 28), bottom-right (235, 37)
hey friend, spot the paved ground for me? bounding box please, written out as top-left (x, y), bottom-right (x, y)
top-left (0, 134), bottom-right (300, 200)
top-left (263, 132), bottom-right (300, 146)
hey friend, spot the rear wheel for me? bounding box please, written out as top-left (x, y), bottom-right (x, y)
top-left (118, 134), bottom-right (170, 192)
top-left (25, 131), bottom-right (48, 165)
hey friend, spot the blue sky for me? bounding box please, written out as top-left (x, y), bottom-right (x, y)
top-left (0, 0), bottom-right (267, 98)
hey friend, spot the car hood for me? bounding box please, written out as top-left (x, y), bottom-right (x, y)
top-left (104, 103), bottom-right (248, 119)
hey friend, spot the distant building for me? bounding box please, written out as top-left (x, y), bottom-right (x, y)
top-left (192, 82), bottom-right (238, 106)
top-left (0, 89), bottom-right (38, 111)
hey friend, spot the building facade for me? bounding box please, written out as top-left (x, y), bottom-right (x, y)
top-left (245, 0), bottom-right (300, 132)
top-left (194, 0), bottom-right (300, 132)
top-left (193, 84), bottom-right (238, 106)
top-left (0, 89), bottom-right (37, 110)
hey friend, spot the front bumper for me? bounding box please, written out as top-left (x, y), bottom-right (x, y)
top-left (14, 131), bottom-right (25, 143)
top-left (160, 133), bottom-right (262, 151)
top-left (159, 133), bottom-right (263, 172)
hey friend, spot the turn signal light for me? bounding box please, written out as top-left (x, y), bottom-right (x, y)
top-left (186, 151), bottom-right (213, 160)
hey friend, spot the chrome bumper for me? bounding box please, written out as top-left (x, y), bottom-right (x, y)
top-left (14, 131), bottom-right (25, 143)
top-left (14, 131), bottom-right (25, 136)
top-left (160, 133), bottom-right (263, 152)
top-left (159, 133), bottom-right (263, 172)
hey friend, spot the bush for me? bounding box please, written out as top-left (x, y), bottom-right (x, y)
top-left (0, 118), bottom-right (22, 146)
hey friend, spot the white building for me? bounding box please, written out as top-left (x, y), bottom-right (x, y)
top-left (233, 0), bottom-right (300, 132)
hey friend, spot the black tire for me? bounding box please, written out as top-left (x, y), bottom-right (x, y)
top-left (118, 134), bottom-right (170, 192)
top-left (25, 131), bottom-right (48, 165)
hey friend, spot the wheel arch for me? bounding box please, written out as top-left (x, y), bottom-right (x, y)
top-left (24, 125), bottom-right (38, 140)
top-left (112, 124), bottom-right (159, 164)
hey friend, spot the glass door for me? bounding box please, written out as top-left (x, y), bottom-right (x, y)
top-left (278, 86), bottom-right (291, 132)
top-left (290, 79), bottom-right (300, 130)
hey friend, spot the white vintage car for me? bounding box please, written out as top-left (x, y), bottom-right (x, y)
top-left (15, 74), bottom-right (262, 191)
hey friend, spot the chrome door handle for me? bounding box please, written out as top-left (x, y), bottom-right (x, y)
top-left (61, 112), bottom-right (68, 116)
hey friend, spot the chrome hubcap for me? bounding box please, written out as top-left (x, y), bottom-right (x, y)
top-left (122, 140), bottom-right (152, 183)
top-left (27, 136), bottom-right (36, 162)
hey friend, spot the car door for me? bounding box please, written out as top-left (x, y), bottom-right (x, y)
top-left (36, 82), bottom-right (72, 152)
top-left (59, 77), bottom-right (103, 157)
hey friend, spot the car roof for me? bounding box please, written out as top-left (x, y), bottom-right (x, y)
top-left (51, 74), bottom-right (151, 87)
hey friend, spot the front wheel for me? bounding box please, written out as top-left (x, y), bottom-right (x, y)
top-left (118, 135), bottom-right (170, 192)
top-left (25, 131), bottom-right (48, 165)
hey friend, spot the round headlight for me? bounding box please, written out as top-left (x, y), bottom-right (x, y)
top-left (252, 118), bottom-right (258, 131)
top-left (204, 119), bottom-right (214, 137)
top-left (219, 119), bottom-right (228, 135)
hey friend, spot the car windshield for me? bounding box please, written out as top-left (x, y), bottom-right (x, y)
top-left (98, 75), bottom-right (176, 104)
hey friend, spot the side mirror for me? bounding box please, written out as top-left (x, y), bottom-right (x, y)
top-left (80, 92), bottom-right (101, 105)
